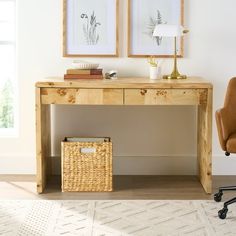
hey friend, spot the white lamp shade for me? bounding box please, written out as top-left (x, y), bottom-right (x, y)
top-left (153, 24), bottom-right (185, 37)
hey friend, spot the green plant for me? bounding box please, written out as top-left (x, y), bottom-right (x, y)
top-left (148, 56), bottom-right (158, 67)
top-left (0, 79), bottom-right (14, 128)
top-left (146, 10), bottom-right (166, 46)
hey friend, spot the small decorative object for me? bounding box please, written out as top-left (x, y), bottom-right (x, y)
top-left (128, 0), bottom-right (184, 57)
top-left (64, 60), bottom-right (103, 80)
top-left (63, 0), bottom-right (119, 57)
top-left (105, 70), bottom-right (118, 80)
top-left (148, 56), bottom-right (161, 80)
top-left (149, 66), bottom-right (162, 80)
top-left (148, 56), bottom-right (158, 67)
top-left (153, 24), bottom-right (189, 79)
top-left (71, 60), bottom-right (99, 70)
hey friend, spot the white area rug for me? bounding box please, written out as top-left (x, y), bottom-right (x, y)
top-left (0, 200), bottom-right (235, 236)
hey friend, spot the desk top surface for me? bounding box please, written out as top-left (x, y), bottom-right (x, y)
top-left (36, 77), bottom-right (213, 89)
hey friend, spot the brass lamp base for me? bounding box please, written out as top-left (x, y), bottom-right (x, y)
top-left (162, 36), bottom-right (187, 80)
top-left (163, 74), bottom-right (187, 80)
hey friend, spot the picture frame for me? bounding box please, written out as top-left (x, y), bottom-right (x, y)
top-left (128, 0), bottom-right (184, 58)
top-left (63, 0), bottom-right (119, 57)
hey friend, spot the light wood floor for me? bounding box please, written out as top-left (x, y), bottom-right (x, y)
top-left (0, 175), bottom-right (236, 200)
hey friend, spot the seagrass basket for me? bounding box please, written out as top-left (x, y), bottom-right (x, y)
top-left (61, 137), bottom-right (112, 192)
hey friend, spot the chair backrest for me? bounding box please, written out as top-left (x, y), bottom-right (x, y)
top-left (224, 77), bottom-right (236, 111)
top-left (216, 77), bottom-right (236, 151)
top-left (223, 77), bottom-right (236, 135)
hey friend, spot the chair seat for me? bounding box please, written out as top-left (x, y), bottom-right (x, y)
top-left (226, 133), bottom-right (236, 153)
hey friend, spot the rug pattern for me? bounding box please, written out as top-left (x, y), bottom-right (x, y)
top-left (0, 200), bottom-right (235, 236)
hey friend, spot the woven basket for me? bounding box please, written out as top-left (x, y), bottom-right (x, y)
top-left (61, 138), bottom-right (112, 192)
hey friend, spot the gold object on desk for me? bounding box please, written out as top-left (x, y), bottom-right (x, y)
top-left (153, 24), bottom-right (189, 80)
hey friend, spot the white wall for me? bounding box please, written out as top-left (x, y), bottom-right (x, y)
top-left (1, 0), bottom-right (236, 175)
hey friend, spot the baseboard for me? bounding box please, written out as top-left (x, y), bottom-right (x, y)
top-left (0, 154), bottom-right (36, 174)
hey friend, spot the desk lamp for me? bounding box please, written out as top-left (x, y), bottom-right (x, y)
top-left (153, 24), bottom-right (188, 79)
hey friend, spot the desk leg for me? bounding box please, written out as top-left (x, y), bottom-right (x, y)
top-left (197, 88), bottom-right (213, 194)
top-left (36, 88), bottom-right (51, 194)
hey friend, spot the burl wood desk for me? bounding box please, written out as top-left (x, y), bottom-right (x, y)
top-left (36, 77), bottom-right (213, 194)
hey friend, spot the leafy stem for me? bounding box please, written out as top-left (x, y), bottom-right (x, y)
top-left (81, 11), bottom-right (101, 45)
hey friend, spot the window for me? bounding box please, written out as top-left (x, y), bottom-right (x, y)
top-left (0, 0), bottom-right (17, 137)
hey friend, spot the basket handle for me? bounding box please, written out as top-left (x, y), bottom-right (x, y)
top-left (80, 147), bottom-right (96, 154)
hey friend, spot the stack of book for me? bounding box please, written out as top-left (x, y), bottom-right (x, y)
top-left (64, 68), bottom-right (103, 80)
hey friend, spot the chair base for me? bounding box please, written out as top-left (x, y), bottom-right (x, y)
top-left (214, 186), bottom-right (236, 219)
top-left (225, 151), bottom-right (231, 156)
top-left (218, 197), bottom-right (236, 219)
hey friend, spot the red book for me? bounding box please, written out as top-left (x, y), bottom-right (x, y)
top-left (64, 74), bottom-right (103, 80)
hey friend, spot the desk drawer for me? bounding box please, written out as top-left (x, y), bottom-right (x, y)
top-left (124, 89), bottom-right (205, 105)
top-left (41, 88), bottom-right (123, 105)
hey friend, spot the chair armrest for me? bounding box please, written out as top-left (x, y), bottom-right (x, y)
top-left (215, 108), bottom-right (229, 151)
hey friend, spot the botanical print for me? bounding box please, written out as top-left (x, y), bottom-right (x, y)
top-left (146, 10), bottom-right (166, 46)
top-left (129, 0), bottom-right (182, 57)
top-left (65, 0), bottom-right (117, 56)
top-left (81, 11), bottom-right (101, 45)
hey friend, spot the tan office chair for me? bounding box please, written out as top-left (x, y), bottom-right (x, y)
top-left (214, 77), bottom-right (236, 219)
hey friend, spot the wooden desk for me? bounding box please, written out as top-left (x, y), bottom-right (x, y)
top-left (36, 77), bottom-right (213, 194)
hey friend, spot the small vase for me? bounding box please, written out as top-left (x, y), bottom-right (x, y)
top-left (149, 66), bottom-right (161, 80)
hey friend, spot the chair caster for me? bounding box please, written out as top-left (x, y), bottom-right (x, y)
top-left (225, 152), bottom-right (230, 156)
top-left (214, 192), bottom-right (223, 202)
top-left (218, 207), bottom-right (228, 219)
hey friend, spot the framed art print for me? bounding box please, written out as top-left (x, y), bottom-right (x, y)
top-left (128, 0), bottom-right (184, 58)
top-left (63, 0), bottom-right (119, 57)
